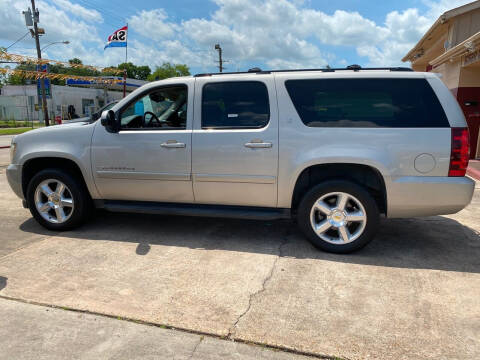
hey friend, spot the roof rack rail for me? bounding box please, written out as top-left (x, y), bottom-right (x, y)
top-left (194, 65), bottom-right (413, 77)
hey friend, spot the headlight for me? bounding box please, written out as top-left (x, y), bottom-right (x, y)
top-left (10, 141), bottom-right (17, 163)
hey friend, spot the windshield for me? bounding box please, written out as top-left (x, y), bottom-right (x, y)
top-left (90, 101), bottom-right (118, 122)
top-left (102, 102), bottom-right (117, 112)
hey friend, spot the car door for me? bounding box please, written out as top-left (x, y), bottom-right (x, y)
top-left (192, 75), bottom-right (279, 207)
top-left (91, 81), bottom-right (194, 203)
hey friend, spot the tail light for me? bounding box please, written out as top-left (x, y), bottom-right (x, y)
top-left (448, 127), bottom-right (470, 177)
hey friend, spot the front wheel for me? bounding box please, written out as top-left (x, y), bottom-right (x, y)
top-left (297, 180), bottom-right (380, 253)
top-left (27, 168), bottom-right (91, 231)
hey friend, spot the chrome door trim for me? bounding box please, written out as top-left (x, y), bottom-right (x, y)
top-left (96, 170), bottom-right (191, 181)
top-left (193, 174), bottom-right (276, 184)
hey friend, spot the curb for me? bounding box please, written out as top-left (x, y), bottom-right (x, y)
top-left (467, 166), bottom-right (480, 181)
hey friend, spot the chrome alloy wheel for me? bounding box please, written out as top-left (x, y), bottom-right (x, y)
top-left (309, 192), bottom-right (367, 244)
top-left (34, 179), bottom-right (74, 224)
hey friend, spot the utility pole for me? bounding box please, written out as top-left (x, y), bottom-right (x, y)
top-left (214, 44), bottom-right (223, 72)
top-left (30, 0), bottom-right (49, 126)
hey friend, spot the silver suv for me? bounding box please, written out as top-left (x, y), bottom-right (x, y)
top-left (6, 66), bottom-right (475, 253)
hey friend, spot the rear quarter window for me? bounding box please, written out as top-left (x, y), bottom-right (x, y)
top-left (285, 78), bottom-right (449, 128)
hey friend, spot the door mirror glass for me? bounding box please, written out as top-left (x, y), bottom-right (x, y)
top-left (101, 110), bottom-right (118, 133)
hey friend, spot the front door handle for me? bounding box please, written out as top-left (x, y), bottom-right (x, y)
top-left (161, 141), bottom-right (186, 148)
top-left (244, 141), bottom-right (272, 148)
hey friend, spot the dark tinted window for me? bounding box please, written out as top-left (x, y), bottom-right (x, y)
top-left (202, 81), bottom-right (269, 129)
top-left (285, 78), bottom-right (449, 128)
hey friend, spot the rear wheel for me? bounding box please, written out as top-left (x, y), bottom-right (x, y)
top-left (27, 168), bottom-right (90, 231)
top-left (297, 180), bottom-right (379, 253)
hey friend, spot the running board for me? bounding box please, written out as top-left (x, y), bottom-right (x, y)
top-left (100, 200), bottom-right (291, 220)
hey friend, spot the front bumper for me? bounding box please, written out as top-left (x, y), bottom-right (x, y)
top-left (6, 164), bottom-right (24, 200)
top-left (387, 176), bottom-right (475, 218)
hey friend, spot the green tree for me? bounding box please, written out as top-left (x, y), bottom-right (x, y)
top-left (148, 63), bottom-right (190, 81)
top-left (116, 62), bottom-right (151, 80)
top-left (68, 58), bottom-right (83, 65)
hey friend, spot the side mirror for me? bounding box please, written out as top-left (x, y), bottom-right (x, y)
top-left (101, 110), bottom-right (118, 133)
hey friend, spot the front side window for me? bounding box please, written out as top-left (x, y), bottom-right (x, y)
top-left (120, 85), bottom-right (187, 129)
top-left (202, 81), bottom-right (270, 129)
top-left (285, 78), bottom-right (449, 128)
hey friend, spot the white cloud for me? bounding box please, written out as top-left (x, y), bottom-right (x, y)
top-left (422, 0), bottom-right (474, 19)
top-left (357, 0), bottom-right (472, 66)
top-left (129, 9), bottom-right (178, 41)
top-left (0, 0), bottom-right (34, 44)
top-left (51, 0), bottom-right (103, 23)
top-left (0, 0), bottom-right (102, 53)
top-left (1, 0), bottom-right (475, 72)
top-left (298, 9), bottom-right (389, 46)
top-left (182, 0), bottom-right (332, 68)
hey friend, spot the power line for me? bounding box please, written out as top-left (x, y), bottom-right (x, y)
top-left (5, 31), bottom-right (31, 50)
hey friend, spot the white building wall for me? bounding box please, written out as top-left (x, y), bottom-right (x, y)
top-left (0, 85), bottom-right (125, 121)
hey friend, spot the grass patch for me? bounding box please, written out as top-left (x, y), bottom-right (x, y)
top-left (0, 120), bottom-right (33, 128)
top-left (0, 127), bottom-right (36, 135)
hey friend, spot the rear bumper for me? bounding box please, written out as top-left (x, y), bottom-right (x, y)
top-left (6, 164), bottom-right (24, 200)
top-left (387, 176), bottom-right (475, 218)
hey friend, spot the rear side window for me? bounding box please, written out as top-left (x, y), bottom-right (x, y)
top-left (202, 81), bottom-right (270, 129)
top-left (285, 78), bottom-right (449, 128)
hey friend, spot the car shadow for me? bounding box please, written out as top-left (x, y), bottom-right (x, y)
top-left (0, 276), bottom-right (7, 291)
top-left (19, 210), bottom-right (480, 274)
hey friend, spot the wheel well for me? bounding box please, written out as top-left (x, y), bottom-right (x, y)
top-left (22, 157), bottom-right (87, 198)
top-left (291, 163), bottom-right (387, 215)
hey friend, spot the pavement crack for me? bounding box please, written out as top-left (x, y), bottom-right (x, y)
top-left (227, 229), bottom-right (290, 339)
top-left (189, 335), bottom-right (204, 359)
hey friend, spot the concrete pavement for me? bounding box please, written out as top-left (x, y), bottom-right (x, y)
top-left (468, 160), bottom-right (480, 180)
top-left (0, 148), bottom-right (9, 166)
top-left (0, 135), bottom-right (15, 148)
top-left (0, 150), bottom-right (479, 359)
top-left (0, 298), bottom-right (311, 360)
top-left (0, 149), bottom-right (48, 258)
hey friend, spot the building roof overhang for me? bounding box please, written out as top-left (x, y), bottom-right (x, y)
top-left (429, 31), bottom-right (480, 67)
top-left (402, 0), bottom-right (480, 63)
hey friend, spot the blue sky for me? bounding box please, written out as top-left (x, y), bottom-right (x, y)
top-left (0, 0), bottom-right (473, 74)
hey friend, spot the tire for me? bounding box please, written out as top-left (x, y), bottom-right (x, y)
top-left (27, 168), bottom-right (91, 231)
top-left (297, 180), bottom-right (379, 253)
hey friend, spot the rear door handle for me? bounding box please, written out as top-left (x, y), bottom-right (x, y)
top-left (244, 141), bottom-right (272, 148)
top-left (161, 141), bottom-right (186, 148)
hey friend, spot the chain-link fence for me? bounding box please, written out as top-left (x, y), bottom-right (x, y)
top-left (0, 96), bottom-right (42, 127)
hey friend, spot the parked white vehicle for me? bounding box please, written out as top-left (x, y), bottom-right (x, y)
top-left (61, 100), bottom-right (119, 124)
top-left (7, 66), bottom-right (474, 253)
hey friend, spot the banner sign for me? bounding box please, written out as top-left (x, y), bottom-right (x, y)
top-left (104, 26), bottom-right (128, 49)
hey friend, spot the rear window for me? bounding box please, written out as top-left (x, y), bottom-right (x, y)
top-left (285, 78), bottom-right (449, 128)
top-left (202, 81), bottom-right (270, 129)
